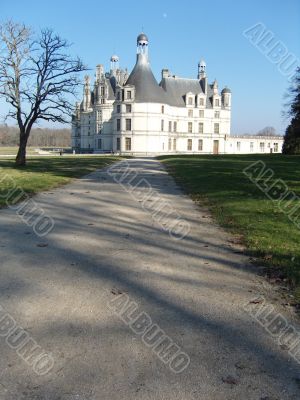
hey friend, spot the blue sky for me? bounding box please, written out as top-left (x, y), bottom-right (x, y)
top-left (1, 0), bottom-right (299, 134)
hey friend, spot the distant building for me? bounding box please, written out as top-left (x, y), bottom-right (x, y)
top-left (72, 33), bottom-right (283, 154)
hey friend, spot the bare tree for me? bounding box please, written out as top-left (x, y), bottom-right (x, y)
top-left (256, 126), bottom-right (277, 136)
top-left (0, 21), bottom-right (87, 165)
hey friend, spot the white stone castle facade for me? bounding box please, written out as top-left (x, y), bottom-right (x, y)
top-left (72, 33), bottom-right (283, 155)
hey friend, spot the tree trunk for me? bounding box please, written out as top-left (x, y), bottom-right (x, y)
top-left (15, 131), bottom-right (28, 166)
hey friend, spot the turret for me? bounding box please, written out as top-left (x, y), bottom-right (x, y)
top-left (95, 64), bottom-right (104, 83)
top-left (221, 87), bottom-right (231, 109)
top-left (212, 79), bottom-right (221, 108)
top-left (110, 55), bottom-right (119, 73)
top-left (137, 32), bottom-right (149, 56)
top-left (198, 59), bottom-right (206, 79)
top-left (213, 79), bottom-right (218, 95)
top-left (75, 102), bottom-right (80, 118)
top-left (83, 75), bottom-right (91, 111)
top-left (162, 68), bottom-right (170, 79)
top-left (198, 59), bottom-right (207, 93)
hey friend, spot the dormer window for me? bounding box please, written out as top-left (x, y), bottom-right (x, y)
top-left (215, 99), bottom-right (220, 107)
top-left (116, 92), bottom-right (121, 101)
top-left (126, 91), bottom-right (132, 100)
top-left (188, 97), bottom-right (193, 105)
top-left (199, 98), bottom-right (204, 106)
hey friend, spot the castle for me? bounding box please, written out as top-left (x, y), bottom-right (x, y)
top-left (72, 33), bottom-right (283, 154)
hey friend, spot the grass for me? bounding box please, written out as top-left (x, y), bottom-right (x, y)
top-left (0, 146), bottom-right (71, 156)
top-left (158, 154), bottom-right (300, 299)
top-left (0, 147), bottom-right (39, 155)
top-left (0, 156), bottom-right (121, 207)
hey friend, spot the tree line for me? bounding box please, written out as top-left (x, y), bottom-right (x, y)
top-left (0, 125), bottom-right (71, 147)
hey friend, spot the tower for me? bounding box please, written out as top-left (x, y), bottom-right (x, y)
top-left (95, 64), bottom-right (104, 83)
top-left (198, 59), bottom-right (206, 79)
top-left (221, 87), bottom-right (232, 109)
top-left (83, 75), bottom-right (91, 111)
top-left (198, 59), bottom-right (207, 93)
top-left (137, 33), bottom-right (149, 56)
top-left (110, 55), bottom-right (119, 72)
top-left (213, 79), bottom-right (218, 95)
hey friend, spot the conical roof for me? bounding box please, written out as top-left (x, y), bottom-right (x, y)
top-left (126, 53), bottom-right (167, 103)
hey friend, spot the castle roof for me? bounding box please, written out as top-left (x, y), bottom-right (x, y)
top-left (137, 33), bottom-right (149, 43)
top-left (221, 87), bottom-right (231, 94)
top-left (126, 53), bottom-right (168, 103)
top-left (160, 77), bottom-right (215, 108)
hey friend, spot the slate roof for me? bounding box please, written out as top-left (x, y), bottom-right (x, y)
top-left (106, 77), bottom-right (115, 100)
top-left (160, 77), bottom-right (214, 108)
top-left (126, 53), bottom-right (222, 108)
top-left (126, 53), bottom-right (168, 103)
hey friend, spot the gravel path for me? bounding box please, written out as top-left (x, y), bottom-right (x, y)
top-left (0, 157), bottom-right (299, 400)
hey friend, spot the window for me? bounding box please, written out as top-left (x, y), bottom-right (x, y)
top-left (237, 141), bottom-right (241, 151)
top-left (101, 86), bottom-right (105, 96)
top-left (126, 91), bottom-right (132, 100)
top-left (126, 104), bottom-right (132, 113)
top-left (214, 123), bottom-right (219, 134)
top-left (260, 142), bottom-right (265, 152)
top-left (188, 122), bottom-right (193, 133)
top-left (198, 122), bottom-right (203, 134)
top-left (215, 99), bottom-right (220, 107)
top-left (98, 138), bottom-right (102, 149)
top-left (173, 138), bottom-right (176, 151)
top-left (117, 105), bottom-right (121, 113)
top-left (161, 120), bottom-right (164, 131)
top-left (161, 105), bottom-right (164, 114)
top-left (125, 137), bottom-right (131, 151)
top-left (169, 121), bottom-right (172, 132)
top-left (117, 119), bottom-right (121, 131)
top-left (199, 98), bottom-right (204, 106)
top-left (198, 139), bottom-right (203, 151)
top-left (214, 111), bottom-right (220, 119)
top-left (168, 138), bottom-right (172, 151)
top-left (125, 118), bottom-right (131, 131)
top-left (250, 142), bottom-right (254, 152)
top-left (188, 110), bottom-right (193, 118)
top-left (199, 110), bottom-right (204, 118)
top-left (117, 137), bottom-right (120, 151)
top-left (173, 121), bottom-right (177, 132)
top-left (187, 139), bottom-right (192, 151)
top-left (116, 92), bottom-right (121, 100)
top-left (188, 97), bottom-right (193, 105)
top-left (274, 142), bottom-right (279, 152)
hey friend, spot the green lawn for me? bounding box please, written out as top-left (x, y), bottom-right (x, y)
top-left (159, 154), bottom-right (300, 299)
top-left (0, 146), bottom-right (71, 156)
top-left (0, 147), bottom-right (38, 155)
top-left (0, 156), bottom-right (120, 207)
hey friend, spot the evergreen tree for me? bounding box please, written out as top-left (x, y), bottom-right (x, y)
top-left (283, 67), bottom-right (300, 154)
